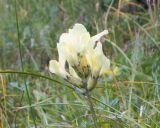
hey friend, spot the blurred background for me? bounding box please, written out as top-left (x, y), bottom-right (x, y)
top-left (0, 0), bottom-right (160, 127)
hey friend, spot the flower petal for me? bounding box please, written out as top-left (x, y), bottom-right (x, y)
top-left (58, 24), bottom-right (91, 66)
top-left (49, 60), bottom-right (68, 78)
top-left (90, 30), bottom-right (108, 44)
top-left (69, 24), bottom-right (90, 54)
top-left (87, 76), bottom-right (97, 91)
top-left (69, 23), bottom-right (88, 34)
top-left (86, 43), bottom-right (104, 77)
top-left (69, 65), bottom-right (81, 81)
top-left (100, 56), bottom-right (110, 75)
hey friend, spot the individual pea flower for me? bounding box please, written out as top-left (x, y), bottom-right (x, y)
top-left (86, 42), bottom-right (110, 90)
top-left (49, 41), bottom-right (82, 86)
top-left (49, 23), bottom-right (110, 91)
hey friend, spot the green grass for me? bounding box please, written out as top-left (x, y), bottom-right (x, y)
top-left (0, 0), bottom-right (160, 127)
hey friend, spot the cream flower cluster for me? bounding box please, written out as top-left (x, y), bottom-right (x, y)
top-left (49, 24), bottom-right (110, 91)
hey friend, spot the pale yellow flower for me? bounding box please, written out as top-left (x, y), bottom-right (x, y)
top-left (86, 42), bottom-right (110, 90)
top-left (49, 23), bottom-right (110, 91)
top-left (49, 60), bottom-right (68, 79)
top-left (86, 42), bottom-right (110, 77)
top-left (58, 24), bottom-right (108, 66)
top-left (49, 37), bottom-right (82, 85)
top-left (58, 24), bottom-right (90, 66)
top-left (49, 60), bottom-right (82, 86)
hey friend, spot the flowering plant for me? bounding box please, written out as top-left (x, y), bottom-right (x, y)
top-left (49, 24), bottom-right (110, 91)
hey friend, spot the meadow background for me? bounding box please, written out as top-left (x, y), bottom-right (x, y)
top-left (0, 0), bottom-right (160, 127)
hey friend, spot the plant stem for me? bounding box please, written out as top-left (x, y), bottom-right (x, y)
top-left (85, 88), bottom-right (98, 128)
top-left (14, 0), bottom-right (37, 127)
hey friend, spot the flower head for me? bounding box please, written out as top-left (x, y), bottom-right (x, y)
top-left (49, 23), bottom-right (110, 91)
